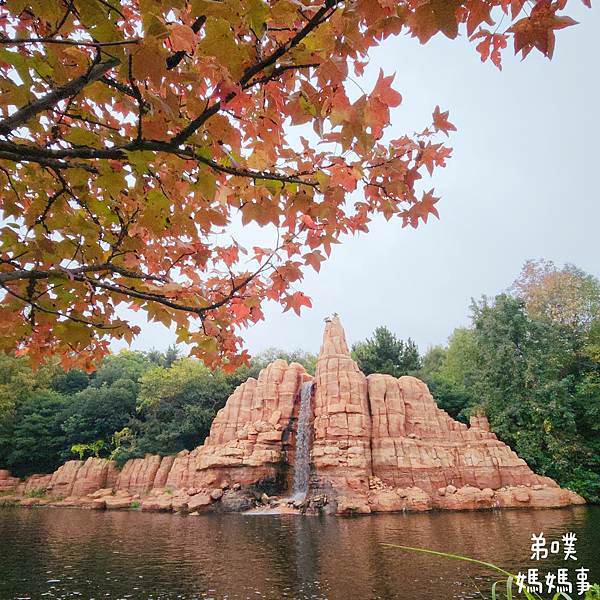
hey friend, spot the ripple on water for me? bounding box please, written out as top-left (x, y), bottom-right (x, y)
top-left (0, 506), bottom-right (598, 599)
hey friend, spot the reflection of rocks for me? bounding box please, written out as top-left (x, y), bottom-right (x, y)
top-left (2, 316), bottom-right (585, 513)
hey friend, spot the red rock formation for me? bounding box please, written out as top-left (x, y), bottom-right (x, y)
top-left (71, 458), bottom-right (119, 497)
top-left (190, 358), bottom-right (310, 489)
top-left (116, 454), bottom-right (163, 495)
top-left (16, 473), bottom-right (52, 496)
top-left (3, 316), bottom-right (585, 514)
top-left (0, 469), bottom-right (19, 493)
top-left (312, 317), bottom-right (372, 495)
top-left (367, 373), bottom-right (542, 493)
top-left (314, 317), bottom-right (584, 514)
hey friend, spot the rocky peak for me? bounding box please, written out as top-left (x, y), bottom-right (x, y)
top-left (319, 314), bottom-right (350, 357)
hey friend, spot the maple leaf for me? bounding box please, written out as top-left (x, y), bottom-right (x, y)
top-left (230, 298), bottom-right (251, 320)
top-left (300, 214), bottom-right (318, 230)
top-left (465, 0), bottom-right (495, 37)
top-left (472, 31), bottom-right (509, 69)
top-left (169, 24), bottom-right (197, 53)
top-left (432, 106), bottom-right (457, 137)
top-left (303, 250), bottom-right (325, 273)
top-left (508, 0), bottom-right (578, 59)
top-left (372, 69), bottom-right (402, 108)
top-left (219, 246), bottom-right (239, 268)
top-left (409, 0), bottom-right (461, 43)
top-left (403, 190), bottom-right (440, 227)
top-left (283, 292), bottom-right (312, 316)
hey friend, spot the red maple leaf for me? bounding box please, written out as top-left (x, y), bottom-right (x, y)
top-left (283, 292), bottom-right (312, 316)
top-left (403, 190), bottom-right (440, 228)
top-left (372, 69), bottom-right (402, 108)
top-left (472, 31), bottom-right (509, 69)
top-left (508, 0), bottom-right (578, 59)
top-left (432, 105), bottom-right (457, 137)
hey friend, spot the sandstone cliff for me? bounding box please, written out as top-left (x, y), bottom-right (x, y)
top-left (0, 316), bottom-right (585, 515)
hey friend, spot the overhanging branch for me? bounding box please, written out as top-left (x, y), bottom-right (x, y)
top-left (0, 57), bottom-right (119, 136)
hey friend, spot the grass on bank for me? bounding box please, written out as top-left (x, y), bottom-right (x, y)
top-left (382, 544), bottom-right (600, 600)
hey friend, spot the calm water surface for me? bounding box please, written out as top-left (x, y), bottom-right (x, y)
top-left (0, 506), bottom-right (598, 599)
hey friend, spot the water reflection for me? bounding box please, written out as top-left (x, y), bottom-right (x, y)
top-left (0, 506), bottom-right (598, 599)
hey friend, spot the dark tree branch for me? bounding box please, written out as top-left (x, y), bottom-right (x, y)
top-left (249, 62), bottom-right (320, 87)
top-left (0, 149), bottom-right (97, 172)
top-left (170, 1), bottom-right (340, 145)
top-left (99, 75), bottom-right (143, 103)
top-left (51, 109), bottom-right (120, 131)
top-left (0, 139), bottom-right (317, 187)
top-left (0, 57), bottom-right (120, 136)
top-left (166, 15), bottom-right (207, 70)
top-left (0, 36), bottom-right (140, 47)
top-left (50, 0), bottom-right (75, 37)
top-left (0, 235), bottom-right (288, 318)
top-left (0, 263), bottom-right (165, 285)
top-left (94, 0), bottom-right (126, 21)
top-left (0, 282), bottom-right (118, 329)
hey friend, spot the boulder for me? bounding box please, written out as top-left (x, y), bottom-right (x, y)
top-left (141, 496), bottom-right (173, 512)
top-left (219, 490), bottom-right (254, 512)
top-left (336, 495), bottom-right (371, 515)
top-left (187, 493), bottom-right (212, 512)
top-left (210, 488), bottom-right (224, 501)
top-left (104, 496), bottom-right (132, 510)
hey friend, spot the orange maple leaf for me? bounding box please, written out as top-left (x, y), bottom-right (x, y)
top-left (168, 24), bottom-right (197, 53)
top-left (283, 292), bottom-right (312, 316)
top-left (372, 69), bottom-right (402, 108)
top-left (432, 106), bottom-right (457, 137)
top-left (508, 0), bottom-right (578, 59)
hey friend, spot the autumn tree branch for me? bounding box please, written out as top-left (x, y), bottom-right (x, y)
top-left (0, 37), bottom-right (140, 47)
top-left (0, 139), bottom-right (317, 187)
top-left (0, 56), bottom-right (120, 136)
top-left (170, 0), bottom-right (341, 145)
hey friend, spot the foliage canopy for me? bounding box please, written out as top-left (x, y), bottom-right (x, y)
top-left (0, 346), bottom-right (316, 474)
top-left (0, 0), bottom-right (585, 369)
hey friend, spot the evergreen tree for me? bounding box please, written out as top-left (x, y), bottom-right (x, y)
top-left (352, 326), bottom-right (422, 377)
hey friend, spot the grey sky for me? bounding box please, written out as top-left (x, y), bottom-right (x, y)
top-left (114, 4), bottom-right (599, 357)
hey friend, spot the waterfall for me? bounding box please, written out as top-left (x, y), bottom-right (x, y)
top-left (292, 381), bottom-right (313, 499)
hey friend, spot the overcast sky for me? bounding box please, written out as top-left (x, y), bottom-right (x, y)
top-left (114, 3), bottom-right (599, 357)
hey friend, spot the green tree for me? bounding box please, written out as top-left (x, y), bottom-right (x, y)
top-left (469, 295), bottom-right (599, 501)
top-left (51, 369), bottom-right (90, 395)
top-left (249, 347), bottom-right (318, 375)
top-left (1, 389), bottom-right (70, 476)
top-left (146, 346), bottom-right (181, 369)
top-left (90, 351), bottom-right (153, 390)
top-left (417, 333), bottom-right (477, 420)
top-left (352, 326), bottom-right (421, 377)
top-left (116, 359), bottom-right (236, 463)
top-left (71, 440), bottom-right (105, 461)
top-left (0, 354), bottom-right (56, 415)
top-left (61, 380), bottom-right (138, 460)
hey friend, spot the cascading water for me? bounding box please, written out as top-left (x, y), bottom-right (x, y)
top-left (292, 381), bottom-right (314, 500)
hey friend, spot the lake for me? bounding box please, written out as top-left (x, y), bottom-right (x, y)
top-left (0, 506), bottom-right (598, 599)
